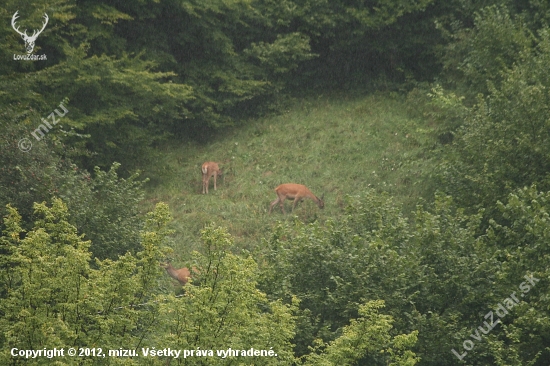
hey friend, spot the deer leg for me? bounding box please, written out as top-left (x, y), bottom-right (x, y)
top-left (280, 195), bottom-right (287, 214)
top-left (292, 197), bottom-right (301, 212)
top-left (269, 198), bottom-right (280, 214)
top-left (213, 173), bottom-right (217, 190)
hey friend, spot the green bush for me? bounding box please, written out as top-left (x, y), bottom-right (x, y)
top-left (441, 5), bottom-right (533, 99)
top-left (58, 163), bottom-right (147, 260)
top-left (439, 26), bottom-right (550, 215)
top-left (259, 191), bottom-right (496, 365)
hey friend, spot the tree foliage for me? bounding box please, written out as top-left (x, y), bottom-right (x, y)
top-left (441, 5), bottom-right (534, 99)
top-left (302, 301), bottom-right (419, 366)
top-left (259, 191), bottom-right (501, 365)
top-left (57, 162), bottom-right (146, 259)
top-left (0, 200), bottom-right (167, 365)
top-left (0, 203), bottom-right (298, 365)
top-left (0, 0), bottom-right (317, 170)
top-left (156, 225), bottom-right (297, 365)
top-left (437, 24), bottom-right (550, 216)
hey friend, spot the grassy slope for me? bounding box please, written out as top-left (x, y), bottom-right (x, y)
top-left (143, 92), bottom-right (434, 263)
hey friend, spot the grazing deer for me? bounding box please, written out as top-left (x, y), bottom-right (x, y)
top-left (201, 162), bottom-right (222, 194)
top-left (269, 183), bottom-right (324, 214)
top-left (161, 262), bottom-right (196, 286)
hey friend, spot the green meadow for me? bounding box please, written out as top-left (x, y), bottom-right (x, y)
top-left (143, 92), bottom-right (435, 259)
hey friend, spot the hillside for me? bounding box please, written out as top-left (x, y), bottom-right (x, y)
top-left (143, 92), bottom-right (435, 258)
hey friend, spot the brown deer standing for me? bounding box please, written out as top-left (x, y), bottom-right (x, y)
top-left (269, 183), bottom-right (324, 214)
top-left (201, 162), bottom-right (222, 194)
top-left (161, 262), bottom-right (196, 286)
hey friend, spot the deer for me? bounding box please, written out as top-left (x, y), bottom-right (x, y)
top-left (201, 162), bottom-right (222, 194)
top-left (269, 183), bottom-right (324, 214)
top-left (161, 262), bottom-right (197, 286)
top-left (11, 11), bottom-right (49, 54)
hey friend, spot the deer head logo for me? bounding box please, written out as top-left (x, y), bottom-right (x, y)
top-left (11, 11), bottom-right (49, 54)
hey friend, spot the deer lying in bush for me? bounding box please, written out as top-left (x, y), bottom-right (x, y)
top-left (161, 262), bottom-right (197, 285)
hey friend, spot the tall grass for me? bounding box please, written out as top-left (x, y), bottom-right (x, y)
top-left (142, 92), bottom-right (435, 261)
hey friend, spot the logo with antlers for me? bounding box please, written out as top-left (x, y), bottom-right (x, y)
top-left (11, 11), bottom-right (49, 54)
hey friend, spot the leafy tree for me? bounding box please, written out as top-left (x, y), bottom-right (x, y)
top-left (480, 187), bottom-right (550, 365)
top-left (302, 301), bottom-right (419, 366)
top-left (277, 0), bottom-right (439, 87)
top-left (0, 200), bottom-right (169, 365)
top-left (259, 191), bottom-right (499, 365)
top-left (0, 128), bottom-right (147, 260)
top-left (0, 203), bottom-right (298, 365)
top-left (440, 5), bottom-right (534, 99)
top-left (0, 118), bottom-right (65, 222)
top-left (58, 162), bottom-right (146, 260)
top-left (156, 225), bottom-right (297, 365)
top-left (438, 25), bottom-right (550, 216)
top-left (0, 0), bottom-right (317, 170)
